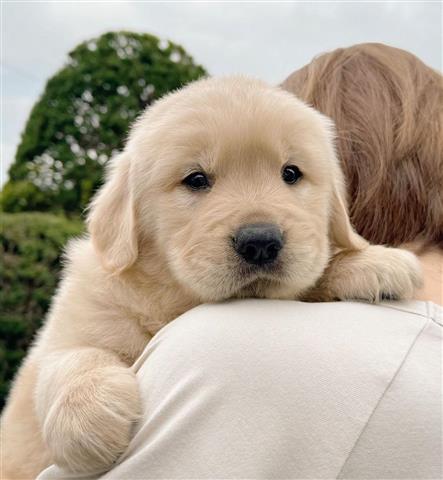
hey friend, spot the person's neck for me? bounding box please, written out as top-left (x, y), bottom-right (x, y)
top-left (412, 248), bottom-right (442, 306)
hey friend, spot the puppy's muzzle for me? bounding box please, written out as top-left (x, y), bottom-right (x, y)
top-left (234, 223), bottom-right (283, 266)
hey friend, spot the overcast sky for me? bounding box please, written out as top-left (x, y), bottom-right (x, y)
top-left (1, 1), bottom-right (441, 185)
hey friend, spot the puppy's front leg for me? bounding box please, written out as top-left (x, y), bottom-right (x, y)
top-left (35, 347), bottom-right (141, 474)
top-left (304, 245), bottom-right (423, 302)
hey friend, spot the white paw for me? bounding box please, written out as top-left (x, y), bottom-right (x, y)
top-left (43, 366), bottom-right (141, 474)
top-left (326, 245), bottom-right (423, 302)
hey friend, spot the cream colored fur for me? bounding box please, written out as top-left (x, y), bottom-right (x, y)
top-left (1, 76), bottom-right (422, 478)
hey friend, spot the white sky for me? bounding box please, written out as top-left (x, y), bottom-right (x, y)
top-left (1, 1), bottom-right (442, 185)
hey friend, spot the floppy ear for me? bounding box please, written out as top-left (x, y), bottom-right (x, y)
top-left (320, 114), bottom-right (368, 252)
top-left (329, 172), bottom-right (368, 252)
top-left (87, 152), bottom-right (138, 273)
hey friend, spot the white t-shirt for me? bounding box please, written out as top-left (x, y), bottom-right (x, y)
top-left (38, 300), bottom-right (442, 480)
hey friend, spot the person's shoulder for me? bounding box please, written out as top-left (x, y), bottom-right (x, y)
top-left (379, 299), bottom-right (442, 326)
top-left (168, 298), bottom-right (436, 334)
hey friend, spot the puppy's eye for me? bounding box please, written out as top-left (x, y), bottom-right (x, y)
top-left (282, 165), bottom-right (303, 185)
top-left (182, 172), bottom-right (210, 190)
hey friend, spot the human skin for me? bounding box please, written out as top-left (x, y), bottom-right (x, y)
top-left (414, 249), bottom-right (442, 305)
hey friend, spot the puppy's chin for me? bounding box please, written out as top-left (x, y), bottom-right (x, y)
top-left (233, 271), bottom-right (320, 300)
top-left (233, 278), bottom-right (285, 299)
top-left (174, 264), bottom-right (317, 303)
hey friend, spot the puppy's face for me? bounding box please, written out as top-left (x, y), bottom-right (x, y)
top-left (90, 77), bottom-right (362, 301)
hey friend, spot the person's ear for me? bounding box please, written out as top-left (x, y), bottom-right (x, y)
top-left (87, 152), bottom-right (138, 273)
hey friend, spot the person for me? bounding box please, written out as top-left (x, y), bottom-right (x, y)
top-left (38, 44), bottom-right (441, 480)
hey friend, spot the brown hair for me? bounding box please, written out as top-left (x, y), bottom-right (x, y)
top-left (282, 43), bottom-right (443, 250)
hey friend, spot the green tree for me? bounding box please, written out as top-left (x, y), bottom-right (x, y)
top-left (3, 31), bottom-right (206, 214)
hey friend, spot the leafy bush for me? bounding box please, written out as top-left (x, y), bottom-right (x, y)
top-left (3, 31), bottom-right (207, 214)
top-left (1, 181), bottom-right (56, 213)
top-left (0, 212), bottom-right (84, 408)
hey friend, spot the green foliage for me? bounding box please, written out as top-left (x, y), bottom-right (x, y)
top-left (4, 31), bottom-right (207, 214)
top-left (1, 181), bottom-right (56, 213)
top-left (0, 212), bottom-right (84, 408)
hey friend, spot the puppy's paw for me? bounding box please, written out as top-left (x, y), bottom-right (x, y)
top-left (43, 366), bottom-right (141, 474)
top-left (313, 245), bottom-right (423, 302)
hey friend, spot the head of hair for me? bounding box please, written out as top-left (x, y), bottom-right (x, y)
top-left (282, 43), bottom-right (443, 250)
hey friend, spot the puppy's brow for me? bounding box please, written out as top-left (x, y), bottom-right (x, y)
top-left (182, 163), bottom-right (205, 177)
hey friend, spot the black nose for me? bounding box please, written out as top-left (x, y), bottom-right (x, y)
top-left (234, 223), bottom-right (283, 266)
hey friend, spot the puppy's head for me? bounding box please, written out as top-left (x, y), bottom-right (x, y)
top-left (88, 76), bottom-right (366, 301)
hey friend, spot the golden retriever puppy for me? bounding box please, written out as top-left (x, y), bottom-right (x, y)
top-left (1, 76), bottom-right (422, 478)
